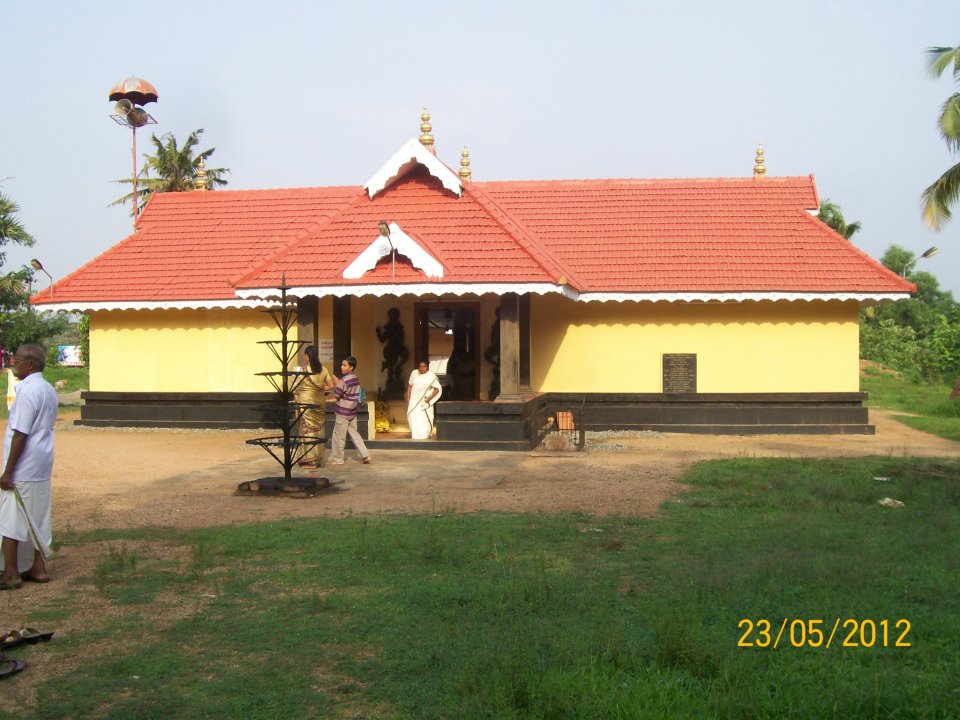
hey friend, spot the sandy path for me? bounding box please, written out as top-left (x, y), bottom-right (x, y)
top-left (43, 407), bottom-right (960, 533)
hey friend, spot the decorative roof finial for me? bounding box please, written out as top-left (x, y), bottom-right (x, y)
top-left (419, 107), bottom-right (435, 149)
top-left (459, 146), bottom-right (472, 180)
top-left (194, 156), bottom-right (208, 191)
top-left (753, 144), bottom-right (766, 178)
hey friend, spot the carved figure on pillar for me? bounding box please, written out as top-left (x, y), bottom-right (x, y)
top-left (483, 307), bottom-right (501, 399)
top-left (376, 307), bottom-right (409, 399)
top-left (446, 308), bottom-right (477, 401)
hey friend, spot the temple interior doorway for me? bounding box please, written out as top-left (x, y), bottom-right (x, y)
top-left (414, 302), bottom-right (479, 401)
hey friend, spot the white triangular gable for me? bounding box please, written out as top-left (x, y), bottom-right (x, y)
top-left (342, 222), bottom-right (445, 279)
top-left (363, 138), bottom-right (463, 198)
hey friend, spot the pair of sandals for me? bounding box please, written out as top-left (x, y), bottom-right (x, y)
top-left (0, 629), bottom-right (53, 680)
top-left (0, 628), bottom-right (55, 651)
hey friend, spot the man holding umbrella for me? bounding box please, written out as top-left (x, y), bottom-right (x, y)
top-left (0, 344), bottom-right (57, 589)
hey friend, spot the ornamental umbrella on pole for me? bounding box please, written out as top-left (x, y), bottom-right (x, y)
top-left (108, 75), bottom-right (158, 222)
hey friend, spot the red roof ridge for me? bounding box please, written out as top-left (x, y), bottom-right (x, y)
top-left (465, 182), bottom-right (587, 291)
top-left (475, 175), bottom-right (816, 188)
top-left (148, 184), bottom-right (363, 198)
top-left (227, 189), bottom-right (369, 287)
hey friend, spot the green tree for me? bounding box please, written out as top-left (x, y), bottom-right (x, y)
top-left (0, 191), bottom-right (36, 292)
top-left (0, 204), bottom-right (69, 354)
top-left (77, 314), bottom-right (89, 365)
top-left (111, 128), bottom-right (229, 214)
top-left (817, 199), bottom-right (861, 239)
top-left (862, 245), bottom-right (960, 388)
top-left (922, 45), bottom-right (960, 229)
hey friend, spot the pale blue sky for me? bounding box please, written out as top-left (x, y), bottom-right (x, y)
top-left (3, 1), bottom-right (958, 295)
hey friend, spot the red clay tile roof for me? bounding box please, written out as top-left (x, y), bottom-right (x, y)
top-left (34, 168), bottom-right (912, 306)
top-left (39, 187), bottom-right (360, 303)
top-left (480, 177), bottom-right (908, 293)
top-left (233, 169), bottom-right (584, 290)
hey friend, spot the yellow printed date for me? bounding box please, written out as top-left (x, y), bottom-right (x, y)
top-left (738, 618), bottom-right (911, 649)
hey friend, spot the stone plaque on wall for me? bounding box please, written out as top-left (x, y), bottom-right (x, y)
top-left (317, 338), bottom-right (334, 365)
top-left (662, 353), bottom-right (697, 394)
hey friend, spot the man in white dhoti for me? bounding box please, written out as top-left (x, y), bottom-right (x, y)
top-left (0, 344), bottom-right (58, 589)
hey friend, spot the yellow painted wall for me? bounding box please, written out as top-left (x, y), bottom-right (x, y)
top-left (89, 309), bottom-right (277, 392)
top-left (89, 296), bottom-right (860, 395)
top-left (530, 297), bottom-right (861, 393)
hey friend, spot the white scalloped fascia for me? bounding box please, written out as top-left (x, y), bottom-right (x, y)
top-left (577, 291), bottom-right (911, 303)
top-left (30, 298), bottom-right (276, 313)
top-left (363, 138), bottom-right (462, 198)
top-left (237, 283), bottom-right (578, 300)
top-left (342, 223), bottom-right (444, 279)
top-left (34, 289), bottom-right (910, 313)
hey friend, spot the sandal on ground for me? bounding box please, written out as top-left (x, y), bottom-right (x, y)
top-left (20, 572), bottom-right (50, 584)
top-left (362, 457), bottom-right (371, 464)
top-left (19, 628), bottom-right (54, 644)
top-left (0, 631), bottom-right (24, 651)
top-left (0, 658), bottom-right (26, 679)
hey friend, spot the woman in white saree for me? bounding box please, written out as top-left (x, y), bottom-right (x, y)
top-left (406, 360), bottom-right (442, 440)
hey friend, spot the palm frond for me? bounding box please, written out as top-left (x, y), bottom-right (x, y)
top-left (844, 221), bottom-right (862, 239)
top-left (112, 128), bottom-right (230, 213)
top-left (938, 92), bottom-right (960, 151)
top-left (921, 160), bottom-right (960, 229)
top-left (817, 198), bottom-right (861, 239)
top-left (0, 192), bottom-right (36, 248)
top-left (927, 46), bottom-right (960, 80)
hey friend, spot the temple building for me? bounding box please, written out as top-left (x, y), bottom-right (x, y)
top-left (33, 111), bottom-right (914, 447)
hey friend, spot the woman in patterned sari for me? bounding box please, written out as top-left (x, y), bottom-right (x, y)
top-left (296, 345), bottom-right (335, 468)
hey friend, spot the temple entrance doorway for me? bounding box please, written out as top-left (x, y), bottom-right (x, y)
top-left (414, 302), bottom-right (480, 401)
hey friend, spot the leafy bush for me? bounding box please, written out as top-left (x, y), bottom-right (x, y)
top-left (0, 310), bottom-right (70, 355)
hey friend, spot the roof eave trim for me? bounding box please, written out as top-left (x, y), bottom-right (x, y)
top-left (363, 138), bottom-right (463, 198)
top-left (237, 282), bottom-right (577, 300)
top-left (32, 298), bottom-right (276, 313)
top-left (577, 291), bottom-right (913, 303)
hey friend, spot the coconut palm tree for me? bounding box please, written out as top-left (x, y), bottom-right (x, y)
top-left (0, 191), bottom-right (36, 263)
top-left (922, 45), bottom-right (960, 229)
top-left (817, 199), bottom-right (861, 240)
top-left (111, 128), bottom-right (229, 215)
top-left (0, 192), bottom-right (36, 296)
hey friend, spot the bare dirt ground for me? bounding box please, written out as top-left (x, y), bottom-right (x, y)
top-left (42, 406), bottom-right (960, 534)
top-left (1, 407), bottom-right (959, 705)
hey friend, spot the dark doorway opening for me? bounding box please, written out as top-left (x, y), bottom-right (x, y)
top-left (414, 302), bottom-right (480, 401)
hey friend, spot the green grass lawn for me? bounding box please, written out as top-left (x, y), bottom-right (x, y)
top-left (43, 365), bottom-right (89, 395)
top-left (862, 366), bottom-right (960, 441)
top-left (8, 456), bottom-right (960, 719)
top-left (0, 365), bottom-right (87, 419)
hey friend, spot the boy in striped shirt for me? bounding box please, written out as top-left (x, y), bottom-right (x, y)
top-left (328, 356), bottom-right (371, 465)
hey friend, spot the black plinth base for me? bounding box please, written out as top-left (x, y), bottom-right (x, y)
top-left (235, 476), bottom-right (344, 498)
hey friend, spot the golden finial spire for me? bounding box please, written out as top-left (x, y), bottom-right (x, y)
top-left (194, 156), bottom-right (208, 191)
top-left (459, 146), bottom-right (472, 180)
top-left (419, 107), bottom-right (435, 149)
top-left (753, 144), bottom-right (766, 178)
